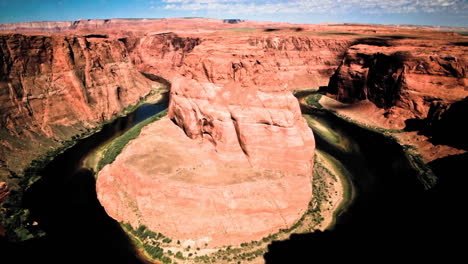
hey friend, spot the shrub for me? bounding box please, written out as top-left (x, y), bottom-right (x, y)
top-left (97, 109), bottom-right (167, 171)
top-left (175, 251), bottom-right (184, 260)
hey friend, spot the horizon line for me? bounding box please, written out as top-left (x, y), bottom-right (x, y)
top-left (1, 17), bottom-right (467, 29)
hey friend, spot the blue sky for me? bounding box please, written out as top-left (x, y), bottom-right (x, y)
top-left (1, 0), bottom-right (467, 27)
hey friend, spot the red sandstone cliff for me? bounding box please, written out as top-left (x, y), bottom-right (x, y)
top-left (1, 19), bottom-right (353, 244)
top-left (133, 32), bottom-right (350, 90)
top-left (326, 38), bottom-right (468, 129)
top-left (0, 34), bottom-right (161, 174)
top-left (2, 19), bottom-right (466, 245)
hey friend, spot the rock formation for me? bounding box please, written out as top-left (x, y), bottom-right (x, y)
top-left (96, 29), bottom-right (323, 247)
top-left (0, 34), bottom-right (161, 173)
top-left (1, 18), bottom-right (467, 247)
top-left (326, 38), bottom-right (468, 129)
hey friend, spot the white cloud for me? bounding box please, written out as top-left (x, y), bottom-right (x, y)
top-left (162, 0), bottom-right (468, 15)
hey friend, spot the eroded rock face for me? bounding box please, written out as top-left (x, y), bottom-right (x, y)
top-left (0, 34), bottom-right (158, 172)
top-left (134, 33), bottom-right (350, 90)
top-left (168, 77), bottom-right (315, 174)
top-left (0, 20), bottom-right (351, 177)
top-left (97, 35), bottom-right (318, 245)
top-left (326, 41), bottom-right (468, 129)
top-left (4, 19), bottom-right (466, 246)
top-left (97, 118), bottom-right (314, 247)
top-left (95, 30), bottom-right (343, 246)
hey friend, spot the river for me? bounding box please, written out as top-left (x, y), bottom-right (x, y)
top-left (265, 92), bottom-right (456, 262)
top-left (4, 102), bottom-right (167, 263)
top-left (3, 91), bottom-right (449, 263)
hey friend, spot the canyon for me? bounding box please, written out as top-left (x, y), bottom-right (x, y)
top-left (0, 18), bottom-right (467, 263)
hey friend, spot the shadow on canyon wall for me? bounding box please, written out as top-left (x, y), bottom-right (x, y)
top-left (405, 97), bottom-right (468, 150)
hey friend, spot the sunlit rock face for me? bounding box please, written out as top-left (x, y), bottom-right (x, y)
top-left (0, 34), bottom-right (157, 172)
top-left (95, 23), bottom-right (330, 247)
top-left (96, 41), bottom-right (317, 246)
top-left (326, 39), bottom-right (468, 129)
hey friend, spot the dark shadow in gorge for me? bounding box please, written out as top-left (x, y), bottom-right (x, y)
top-left (264, 103), bottom-right (464, 262)
top-left (1, 100), bottom-right (168, 264)
top-left (1, 168), bottom-right (148, 264)
top-left (404, 97), bottom-right (468, 151)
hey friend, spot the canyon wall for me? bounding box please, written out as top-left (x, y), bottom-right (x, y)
top-left (0, 19), bottom-right (162, 33)
top-left (0, 28), bottom-right (351, 185)
top-left (2, 19), bottom-right (466, 244)
top-left (0, 20), bottom-right (354, 242)
top-left (0, 34), bottom-right (161, 175)
top-left (326, 38), bottom-right (468, 129)
top-left (133, 33), bottom-right (350, 90)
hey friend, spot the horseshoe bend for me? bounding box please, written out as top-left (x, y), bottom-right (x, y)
top-left (0, 17), bottom-right (467, 263)
top-left (97, 75), bottom-right (315, 246)
top-left (95, 24), bottom-right (320, 248)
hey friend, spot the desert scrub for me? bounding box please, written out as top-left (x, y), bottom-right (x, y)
top-left (305, 93), bottom-right (324, 109)
top-left (402, 145), bottom-right (438, 190)
top-left (121, 223), bottom-right (173, 263)
top-left (97, 109), bottom-right (167, 171)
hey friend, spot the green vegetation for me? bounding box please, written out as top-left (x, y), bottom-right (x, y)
top-left (305, 93), bottom-right (324, 109)
top-left (175, 251), bottom-right (184, 260)
top-left (121, 223), bottom-right (173, 264)
top-left (97, 109), bottom-right (167, 171)
top-left (1, 125), bottom-right (100, 241)
top-left (314, 151), bottom-right (354, 229)
top-left (402, 145), bottom-right (438, 190)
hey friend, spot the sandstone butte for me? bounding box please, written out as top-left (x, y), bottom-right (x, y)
top-left (0, 18), bottom-right (467, 244)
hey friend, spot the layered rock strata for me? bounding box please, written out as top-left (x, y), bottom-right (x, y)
top-left (326, 40), bottom-right (468, 129)
top-left (0, 34), bottom-right (160, 173)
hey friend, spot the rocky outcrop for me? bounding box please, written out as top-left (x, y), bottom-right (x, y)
top-left (326, 40), bottom-right (468, 129)
top-left (97, 33), bottom-right (321, 247)
top-left (168, 77), bottom-right (315, 174)
top-left (97, 117), bottom-right (314, 247)
top-left (0, 24), bottom-right (351, 178)
top-left (93, 29), bottom-right (356, 247)
top-left (5, 18), bottom-right (465, 247)
top-left (0, 33), bottom-right (160, 173)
